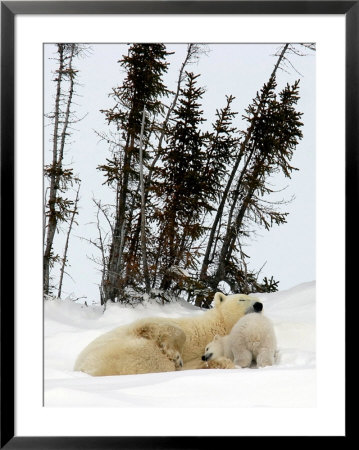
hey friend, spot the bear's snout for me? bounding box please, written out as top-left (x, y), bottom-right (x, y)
top-left (202, 353), bottom-right (213, 361)
top-left (253, 302), bottom-right (263, 312)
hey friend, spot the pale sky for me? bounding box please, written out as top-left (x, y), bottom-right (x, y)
top-left (44, 43), bottom-right (315, 303)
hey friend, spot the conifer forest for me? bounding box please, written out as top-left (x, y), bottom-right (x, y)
top-left (43, 43), bottom-right (315, 307)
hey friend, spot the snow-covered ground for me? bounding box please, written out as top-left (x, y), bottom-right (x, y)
top-left (44, 281), bottom-right (316, 408)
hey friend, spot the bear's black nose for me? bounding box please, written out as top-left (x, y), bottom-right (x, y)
top-left (253, 302), bottom-right (263, 312)
top-left (202, 355), bottom-right (206, 361)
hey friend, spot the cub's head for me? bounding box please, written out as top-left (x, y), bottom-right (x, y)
top-left (201, 335), bottom-right (224, 362)
top-left (213, 292), bottom-right (263, 330)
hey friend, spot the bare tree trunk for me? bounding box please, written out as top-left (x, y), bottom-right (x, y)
top-left (43, 187), bottom-right (49, 243)
top-left (139, 107), bottom-right (151, 292)
top-left (57, 45), bottom-right (76, 163)
top-left (58, 182), bottom-right (80, 298)
top-left (44, 44), bottom-right (86, 297)
top-left (44, 45), bottom-right (77, 295)
top-left (198, 144), bottom-right (245, 284)
top-left (44, 44), bottom-right (65, 295)
top-left (224, 144), bottom-right (256, 236)
top-left (93, 199), bottom-right (109, 306)
top-left (213, 155), bottom-right (266, 288)
top-left (238, 241), bottom-right (250, 294)
top-left (104, 132), bottom-right (132, 301)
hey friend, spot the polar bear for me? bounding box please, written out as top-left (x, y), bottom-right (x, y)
top-left (202, 311), bottom-right (277, 368)
top-left (74, 292), bottom-right (262, 376)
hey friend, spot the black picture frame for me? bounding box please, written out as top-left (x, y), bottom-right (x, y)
top-left (1, 1), bottom-right (352, 447)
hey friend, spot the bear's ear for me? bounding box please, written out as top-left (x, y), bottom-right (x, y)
top-left (214, 292), bottom-right (226, 307)
top-left (214, 334), bottom-right (221, 341)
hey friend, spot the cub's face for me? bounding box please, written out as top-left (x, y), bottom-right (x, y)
top-left (201, 335), bottom-right (223, 362)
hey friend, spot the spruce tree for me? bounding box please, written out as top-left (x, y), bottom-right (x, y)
top-left (98, 44), bottom-right (171, 303)
top-left (210, 78), bottom-right (303, 297)
top-left (154, 72), bottom-right (209, 291)
top-left (195, 45), bottom-right (306, 306)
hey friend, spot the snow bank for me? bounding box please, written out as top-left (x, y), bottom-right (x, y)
top-left (44, 281), bottom-right (316, 407)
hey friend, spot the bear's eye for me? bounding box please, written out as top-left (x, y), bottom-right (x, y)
top-left (239, 299), bottom-right (245, 302)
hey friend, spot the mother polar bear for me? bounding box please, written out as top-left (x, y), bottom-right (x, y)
top-left (74, 292), bottom-right (263, 376)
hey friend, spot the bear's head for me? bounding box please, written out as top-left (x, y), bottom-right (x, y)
top-left (213, 292), bottom-right (263, 331)
top-left (201, 334), bottom-right (224, 362)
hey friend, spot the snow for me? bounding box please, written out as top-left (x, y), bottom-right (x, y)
top-left (44, 281), bottom-right (316, 408)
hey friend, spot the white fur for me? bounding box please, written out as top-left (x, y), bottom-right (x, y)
top-left (203, 313), bottom-right (277, 368)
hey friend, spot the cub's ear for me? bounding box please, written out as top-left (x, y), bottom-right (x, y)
top-left (214, 292), bottom-right (226, 307)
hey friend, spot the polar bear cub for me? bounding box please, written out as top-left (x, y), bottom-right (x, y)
top-left (202, 312), bottom-right (277, 368)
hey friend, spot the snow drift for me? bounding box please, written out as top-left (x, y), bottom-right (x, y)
top-left (44, 281), bottom-right (316, 407)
